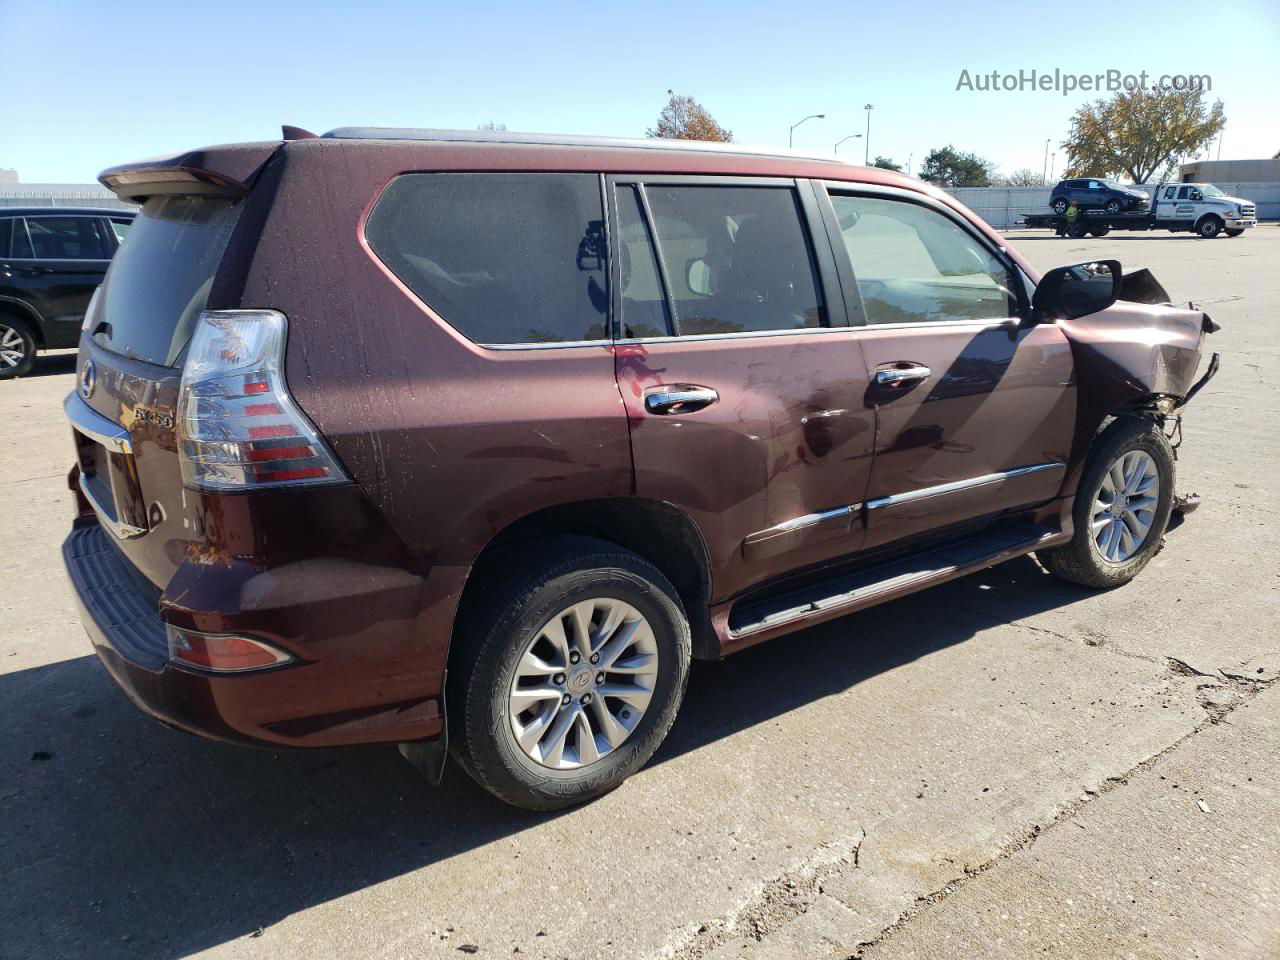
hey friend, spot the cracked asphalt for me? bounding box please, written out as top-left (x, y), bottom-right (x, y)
top-left (2, 227), bottom-right (1277, 960)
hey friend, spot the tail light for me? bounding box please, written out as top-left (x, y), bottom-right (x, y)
top-left (167, 625), bottom-right (295, 672)
top-left (178, 310), bottom-right (349, 490)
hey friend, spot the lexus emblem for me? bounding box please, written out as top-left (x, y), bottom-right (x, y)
top-left (80, 359), bottom-right (96, 400)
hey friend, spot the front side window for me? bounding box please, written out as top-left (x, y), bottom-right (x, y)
top-left (24, 216), bottom-right (111, 260)
top-left (636, 184), bottom-right (825, 336)
top-left (830, 194), bottom-right (1015, 325)
top-left (109, 218), bottom-right (132, 243)
top-left (366, 173), bottom-right (608, 345)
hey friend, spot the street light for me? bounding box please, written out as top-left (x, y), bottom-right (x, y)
top-left (833, 134), bottom-right (862, 154)
top-left (907, 153), bottom-right (913, 177)
top-left (789, 113), bottom-right (825, 148)
top-left (863, 104), bottom-right (874, 164)
top-left (1042, 138), bottom-right (1050, 185)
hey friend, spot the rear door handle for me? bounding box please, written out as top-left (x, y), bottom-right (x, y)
top-left (874, 365), bottom-right (931, 387)
top-left (644, 385), bottom-right (719, 415)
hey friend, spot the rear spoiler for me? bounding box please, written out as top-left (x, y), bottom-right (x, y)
top-left (99, 141), bottom-right (281, 203)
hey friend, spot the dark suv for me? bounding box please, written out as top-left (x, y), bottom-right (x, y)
top-left (62, 129), bottom-right (1218, 810)
top-left (0, 207), bottom-right (134, 377)
top-left (1050, 178), bottom-right (1149, 215)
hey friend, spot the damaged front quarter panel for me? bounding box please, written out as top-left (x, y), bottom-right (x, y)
top-left (1057, 297), bottom-right (1220, 491)
top-left (1060, 299), bottom-right (1217, 406)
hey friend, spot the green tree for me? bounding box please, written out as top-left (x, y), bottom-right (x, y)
top-left (871, 156), bottom-right (902, 172)
top-left (1063, 87), bottom-right (1225, 183)
top-left (646, 90), bottom-right (733, 142)
top-left (919, 146), bottom-right (992, 186)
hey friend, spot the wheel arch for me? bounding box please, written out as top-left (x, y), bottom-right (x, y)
top-left (453, 497), bottom-right (718, 662)
top-left (0, 297), bottom-right (44, 346)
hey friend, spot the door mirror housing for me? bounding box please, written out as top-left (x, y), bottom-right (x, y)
top-left (1032, 260), bottom-right (1122, 320)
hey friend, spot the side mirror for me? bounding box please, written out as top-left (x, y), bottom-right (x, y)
top-left (1032, 260), bottom-right (1122, 320)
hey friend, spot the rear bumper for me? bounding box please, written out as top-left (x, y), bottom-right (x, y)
top-left (63, 520), bottom-right (467, 748)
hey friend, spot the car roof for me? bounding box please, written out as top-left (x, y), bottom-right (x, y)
top-left (0, 207), bottom-right (135, 218)
top-left (323, 126), bottom-right (849, 165)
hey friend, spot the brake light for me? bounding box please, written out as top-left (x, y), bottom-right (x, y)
top-left (166, 625), bottom-right (295, 672)
top-left (178, 310), bottom-right (349, 490)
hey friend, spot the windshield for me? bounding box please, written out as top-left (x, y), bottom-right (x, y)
top-left (1197, 184), bottom-right (1226, 198)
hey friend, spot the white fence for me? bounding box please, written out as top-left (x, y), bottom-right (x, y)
top-left (943, 182), bottom-right (1280, 229)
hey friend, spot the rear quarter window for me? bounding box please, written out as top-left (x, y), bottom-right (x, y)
top-left (365, 173), bottom-right (608, 345)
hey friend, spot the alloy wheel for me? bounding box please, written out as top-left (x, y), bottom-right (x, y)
top-left (507, 597), bottom-right (659, 770)
top-left (1090, 450), bottom-right (1160, 563)
top-left (0, 324), bottom-right (27, 369)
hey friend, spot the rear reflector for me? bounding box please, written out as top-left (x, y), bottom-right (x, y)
top-left (177, 310), bottom-right (349, 491)
top-left (166, 626), bottom-right (295, 672)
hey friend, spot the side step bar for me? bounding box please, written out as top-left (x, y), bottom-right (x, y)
top-left (727, 522), bottom-right (1067, 640)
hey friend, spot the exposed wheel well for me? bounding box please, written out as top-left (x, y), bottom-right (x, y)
top-left (454, 498), bottom-right (718, 661)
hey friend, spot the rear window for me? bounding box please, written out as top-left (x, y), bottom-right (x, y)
top-left (365, 173), bottom-right (608, 345)
top-left (92, 195), bottom-right (241, 366)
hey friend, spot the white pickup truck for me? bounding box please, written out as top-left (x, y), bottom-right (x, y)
top-left (1024, 182), bottom-right (1258, 239)
top-left (1148, 182), bottom-right (1258, 237)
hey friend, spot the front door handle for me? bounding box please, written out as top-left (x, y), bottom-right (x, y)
top-left (874, 364), bottom-right (932, 387)
top-left (644, 385), bottom-right (719, 415)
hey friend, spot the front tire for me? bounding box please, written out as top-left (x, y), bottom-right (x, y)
top-left (449, 538), bottom-right (690, 810)
top-left (1225, 228), bottom-right (1244, 237)
top-left (0, 315), bottom-right (36, 379)
top-left (1105, 199), bottom-right (1122, 214)
top-left (1197, 216), bottom-right (1222, 238)
top-left (1038, 417), bottom-right (1175, 589)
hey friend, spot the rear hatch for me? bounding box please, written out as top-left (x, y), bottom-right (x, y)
top-left (69, 148), bottom-right (275, 589)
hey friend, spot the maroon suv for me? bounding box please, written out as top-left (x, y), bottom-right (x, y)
top-left (62, 128), bottom-right (1218, 809)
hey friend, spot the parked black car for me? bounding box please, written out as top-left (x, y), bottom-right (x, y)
top-left (1049, 179), bottom-right (1149, 216)
top-left (0, 207), bottom-right (134, 378)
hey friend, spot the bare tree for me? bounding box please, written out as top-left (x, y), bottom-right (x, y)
top-left (646, 90), bottom-right (732, 142)
top-left (476, 122), bottom-right (508, 132)
top-left (1002, 168), bottom-right (1042, 186)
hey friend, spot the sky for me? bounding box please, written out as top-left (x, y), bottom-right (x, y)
top-left (2, 0), bottom-right (1278, 184)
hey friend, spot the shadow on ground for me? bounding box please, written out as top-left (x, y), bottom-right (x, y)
top-left (1, 556), bottom-right (1095, 959)
top-left (14, 351), bottom-right (78, 380)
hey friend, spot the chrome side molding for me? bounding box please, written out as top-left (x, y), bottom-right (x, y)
top-left (866, 462), bottom-right (1065, 510)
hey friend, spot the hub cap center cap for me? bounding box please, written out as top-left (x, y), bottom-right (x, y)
top-left (568, 666), bottom-right (594, 694)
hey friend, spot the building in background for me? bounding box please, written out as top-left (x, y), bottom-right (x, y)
top-left (0, 169), bottom-right (19, 184)
top-left (0, 182), bottom-right (133, 210)
top-left (1179, 158), bottom-right (1280, 183)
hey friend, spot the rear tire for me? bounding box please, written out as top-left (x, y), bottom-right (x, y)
top-left (0, 315), bottom-right (36, 379)
top-left (449, 538), bottom-right (690, 810)
top-left (1051, 198), bottom-right (1069, 215)
top-left (1089, 225), bottom-right (1111, 237)
top-left (1038, 417), bottom-right (1175, 589)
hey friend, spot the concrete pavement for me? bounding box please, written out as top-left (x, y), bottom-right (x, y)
top-left (1, 228), bottom-right (1275, 960)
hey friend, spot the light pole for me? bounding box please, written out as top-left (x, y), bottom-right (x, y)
top-left (1042, 138), bottom-right (1050, 185)
top-left (789, 113), bottom-right (825, 148)
top-left (907, 153), bottom-right (913, 177)
top-left (1049, 152), bottom-right (1056, 183)
top-left (863, 104), bottom-right (874, 164)
top-left (833, 134), bottom-right (862, 154)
